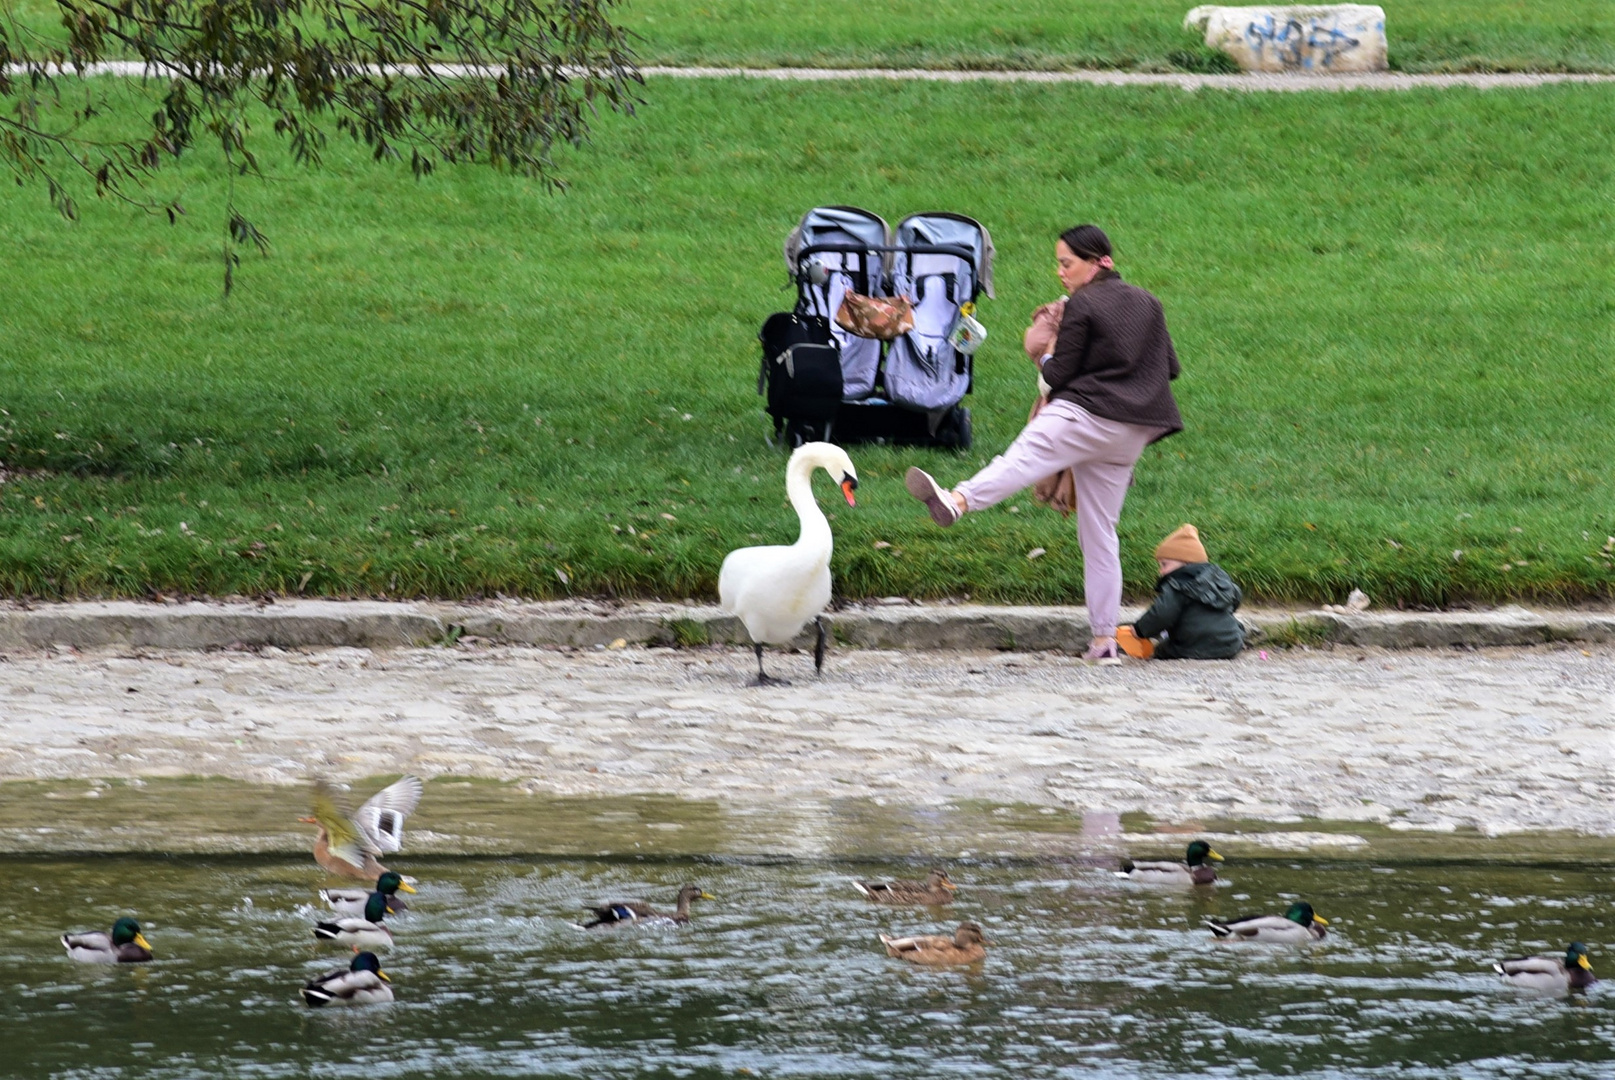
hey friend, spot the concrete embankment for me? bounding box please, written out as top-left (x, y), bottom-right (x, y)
top-left (2, 598), bottom-right (1612, 652)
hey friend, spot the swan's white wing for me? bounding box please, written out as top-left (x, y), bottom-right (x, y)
top-left (353, 775), bottom-right (423, 854)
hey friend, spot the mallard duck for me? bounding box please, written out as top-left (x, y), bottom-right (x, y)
top-left (853, 868), bottom-right (958, 905)
top-left (322, 871), bottom-right (417, 917)
top-left (880, 922), bottom-right (988, 966)
top-left (1116, 840), bottom-right (1223, 885)
top-left (1208, 901), bottom-right (1329, 943)
top-left (1493, 943), bottom-right (1596, 993)
top-left (579, 884), bottom-right (715, 929)
top-left (313, 890), bottom-right (393, 948)
top-left (298, 775), bottom-right (423, 882)
top-left (62, 917), bottom-right (153, 963)
top-left (300, 950), bottom-right (394, 1006)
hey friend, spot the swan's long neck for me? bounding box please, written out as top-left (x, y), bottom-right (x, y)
top-left (786, 454), bottom-right (832, 557)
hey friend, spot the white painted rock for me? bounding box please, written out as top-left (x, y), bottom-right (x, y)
top-left (1185, 5), bottom-right (1387, 74)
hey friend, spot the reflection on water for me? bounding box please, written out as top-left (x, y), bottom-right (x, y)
top-left (4, 855), bottom-right (1612, 1078)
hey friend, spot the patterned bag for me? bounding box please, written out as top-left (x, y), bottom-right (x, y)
top-left (834, 291), bottom-right (915, 341)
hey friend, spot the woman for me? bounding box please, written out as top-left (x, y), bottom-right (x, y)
top-left (905, 224), bottom-right (1182, 662)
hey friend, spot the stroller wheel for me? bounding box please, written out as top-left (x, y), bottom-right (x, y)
top-left (937, 406), bottom-right (972, 450)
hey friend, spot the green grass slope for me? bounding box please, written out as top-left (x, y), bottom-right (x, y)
top-left (2, 79), bottom-right (1613, 606)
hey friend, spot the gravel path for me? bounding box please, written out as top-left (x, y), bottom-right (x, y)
top-left (17, 62), bottom-right (1615, 92)
top-left (3, 642), bottom-right (1611, 835)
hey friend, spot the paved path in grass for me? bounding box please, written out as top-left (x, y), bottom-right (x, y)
top-left (18, 61), bottom-right (1615, 92)
top-left (2, 641), bottom-right (1611, 835)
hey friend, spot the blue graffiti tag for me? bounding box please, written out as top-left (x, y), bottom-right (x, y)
top-left (1245, 14), bottom-right (1361, 70)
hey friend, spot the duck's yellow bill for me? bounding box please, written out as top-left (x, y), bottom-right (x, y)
top-left (1579, 955), bottom-right (1593, 970)
top-left (1313, 915), bottom-right (1330, 926)
top-left (378, 970), bottom-right (392, 982)
top-left (398, 881), bottom-right (418, 894)
top-left (133, 933), bottom-right (152, 951)
top-left (700, 891), bottom-right (717, 901)
top-left (1208, 850), bottom-right (1225, 862)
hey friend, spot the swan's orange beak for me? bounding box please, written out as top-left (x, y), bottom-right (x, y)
top-left (840, 475), bottom-right (858, 507)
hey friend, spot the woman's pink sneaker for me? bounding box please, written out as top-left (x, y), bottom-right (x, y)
top-left (1082, 640), bottom-right (1123, 666)
top-left (905, 468), bottom-right (961, 527)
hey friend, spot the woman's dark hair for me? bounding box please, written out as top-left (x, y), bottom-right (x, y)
top-left (1060, 224), bottom-right (1112, 262)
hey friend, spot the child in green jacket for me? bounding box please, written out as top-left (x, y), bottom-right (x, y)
top-left (1117, 524), bottom-right (1245, 660)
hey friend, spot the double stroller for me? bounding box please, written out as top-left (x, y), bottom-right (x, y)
top-left (758, 206), bottom-right (995, 449)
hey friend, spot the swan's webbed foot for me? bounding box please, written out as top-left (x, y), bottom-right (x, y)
top-left (749, 673), bottom-right (792, 687)
top-left (749, 643), bottom-right (791, 687)
top-left (814, 616), bottom-right (827, 675)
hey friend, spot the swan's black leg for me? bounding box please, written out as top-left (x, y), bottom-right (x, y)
top-left (750, 642), bottom-right (789, 687)
top-left (814, 616), bottom-right (827, 675)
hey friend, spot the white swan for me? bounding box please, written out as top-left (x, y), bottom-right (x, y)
top-left (719, 442), bottom-right (858, 685)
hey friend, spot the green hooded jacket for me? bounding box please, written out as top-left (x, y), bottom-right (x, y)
top-left (1132, 562), bottom-right (1244, 660)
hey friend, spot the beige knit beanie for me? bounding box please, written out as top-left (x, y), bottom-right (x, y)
top-left (1154, 523), bottom-right (1208, 564)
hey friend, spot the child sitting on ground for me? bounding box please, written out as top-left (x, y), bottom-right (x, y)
top-left (1116, 524), bottom-right (1245, 660)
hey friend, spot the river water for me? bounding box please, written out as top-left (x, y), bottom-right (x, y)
top-left (6, 848), bottom-right (1612, 1078)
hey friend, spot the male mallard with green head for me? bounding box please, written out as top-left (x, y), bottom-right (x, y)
top-left (853, 868), bottom-right (958, 905)
top-left (579, 884), bottom-right (715, 929)
top-left (1208, 901), bottom-right (1329, 943)
top-left (322, 871), bottom-right (417, 917)
top-left (62, 917), bottom-right (153, 963)
top-left (1494, 943), bottom-right (1596, 993)
top-left (881, 922), bottom-right (988, 966)
top-left (298, 775), bottom-right (423, 882)
top-left (1117, 840), bottom-right (1223, 885)
top-left (313, 890), bottom-right (394, 948)
top-left (300, 950), bottom-right (394, 1006)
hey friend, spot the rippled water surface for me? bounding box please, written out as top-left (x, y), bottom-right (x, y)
top-left (6, 853), bottom-right (1613, 1078)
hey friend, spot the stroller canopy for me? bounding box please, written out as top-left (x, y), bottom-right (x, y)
top-left (783, 206), bottom-right (891, 279)
top-left (891, 212), bottom-right (995, 300)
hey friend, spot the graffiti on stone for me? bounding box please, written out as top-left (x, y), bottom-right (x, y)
top-left (1244, 14), bottom-right (1362, 70)
top-left (1185, 5), bottom-right (1389, 74)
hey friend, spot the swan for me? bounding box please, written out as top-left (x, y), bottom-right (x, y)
top-left (719, 442), bottom-right (858, 685)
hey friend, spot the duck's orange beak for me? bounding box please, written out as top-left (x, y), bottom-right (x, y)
top-left (297, 816), bottom-right (317, 824)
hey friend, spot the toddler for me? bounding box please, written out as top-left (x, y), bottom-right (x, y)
top-left (1117, 524), bottom-right (1244, 660)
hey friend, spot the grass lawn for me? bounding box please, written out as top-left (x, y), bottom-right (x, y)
top-left (6, 1), bottom-right (1615, 73)
top-left (2, 78), bottom-right (1614, 607)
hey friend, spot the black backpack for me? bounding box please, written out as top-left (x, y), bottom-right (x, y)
top-left (758, 311), bottom-right (842, 446)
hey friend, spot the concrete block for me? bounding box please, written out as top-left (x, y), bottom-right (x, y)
top-left (1186, 5), bottom-right (1388, 73)
top-left (1543, 613), bottom-right (1615, 644)
top-left (1311, 605), bottom-right (1549, 648)
top-left (833, 604), bottom-right (1091, 652)
top-left (0, 601), bottom-right (443, 650)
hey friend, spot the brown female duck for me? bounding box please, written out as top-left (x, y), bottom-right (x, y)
top-left (298, 775), bottom-right (422, 882)
top-left (881, 922), bottom-right (988, 966)
top-left (853, 868), bottom-right (958, 905)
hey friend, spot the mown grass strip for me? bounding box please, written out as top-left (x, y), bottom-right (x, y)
top-left (622, 0), bottom-right (1615, 74)
top-left (7, 0), bottom-right (1615, 73)
top-left (2, 78), bottom-right (1613, 605)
